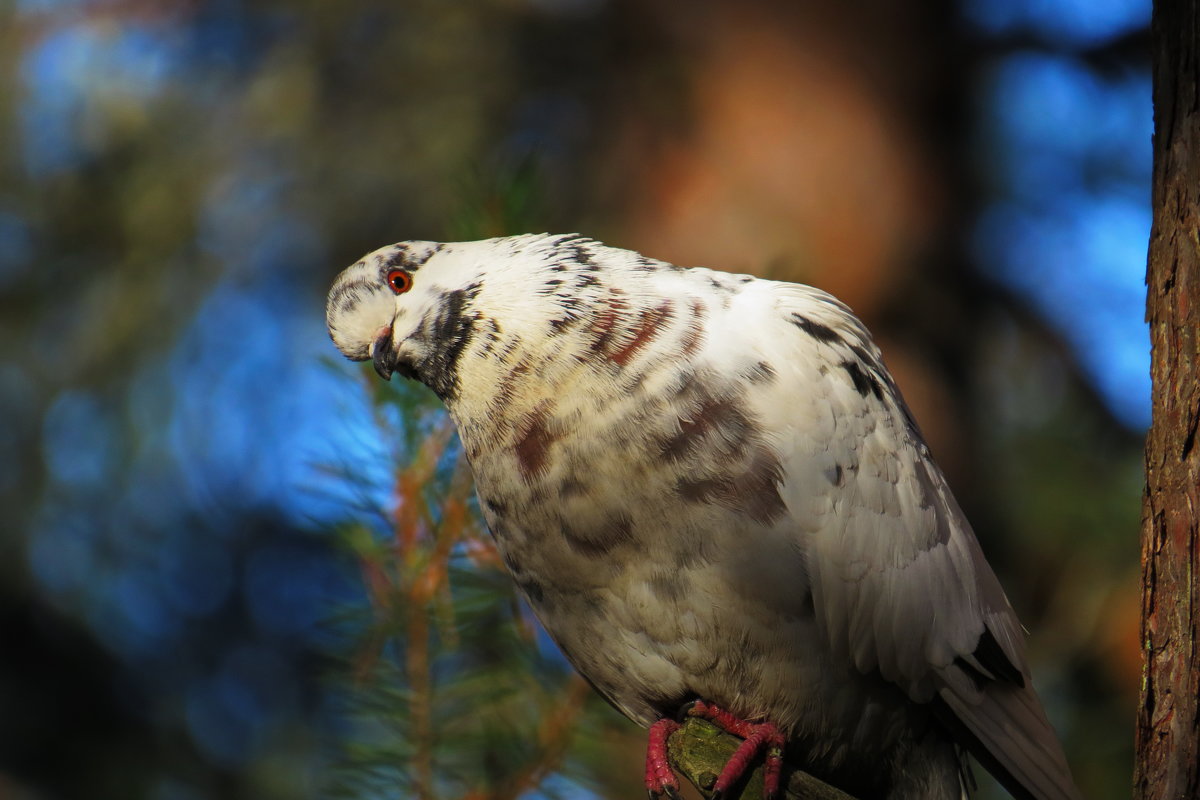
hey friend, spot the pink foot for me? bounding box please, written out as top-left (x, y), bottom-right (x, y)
top-left (645, 718), bottom-right (682, 799)
top-left (688, 701), bottom-right (786, 800)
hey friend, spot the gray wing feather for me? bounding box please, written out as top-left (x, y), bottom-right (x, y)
top-left (936, 676), bottom-right (1082, 800)
top-left (766, 286), bottom-right (1080, 799)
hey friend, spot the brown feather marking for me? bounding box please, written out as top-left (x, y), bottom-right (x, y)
top-left (609, 300), bottom-right (675, 366)
top-left (675, 447), bottom-right (786, 525)
top-left (494, 358), bottom-right (531, 410)
top-left (561, 512), bottom-right (636, 557)
top-left (679, 299), bottom-right (707, 357)
top-left (587, 293), bottom-right (627, 355)
top-left (513, 401), bottom-right (562, 480)
top-left (659, 394), bottom-right (743, 461)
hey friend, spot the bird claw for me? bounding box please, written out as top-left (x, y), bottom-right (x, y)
top-left (689, 702), bottom-right (787, 800)
top-left (647, 782), bottom-right (683, 800)
top-left (646, 703), bottom-right (785, 800)
top-left (674, 698), bottom-right (701, 722)
top-left (763, 745), bottom-right (785, 800)
top-left (645, 718), bottom-right (682, 799)
top-left (648, 790), bottom-right (683, 800)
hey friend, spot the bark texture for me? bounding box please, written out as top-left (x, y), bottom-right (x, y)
top-left (1136, 2), bottom-right (1200, 798)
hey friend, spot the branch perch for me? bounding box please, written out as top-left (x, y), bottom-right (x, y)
top-left (667, 718), bottom-right (859, 800)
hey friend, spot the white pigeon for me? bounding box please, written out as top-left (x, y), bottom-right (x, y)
top-left (326, 233), bottom-right (1081, 800)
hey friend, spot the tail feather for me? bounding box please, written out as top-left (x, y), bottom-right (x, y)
top-left (934, 678), bottom-right (1081, 800)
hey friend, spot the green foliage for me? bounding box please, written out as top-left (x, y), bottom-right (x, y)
top-left (325, 371), bottom-right (628, 800)
top-left (449, 156), bottom-right (551, 242)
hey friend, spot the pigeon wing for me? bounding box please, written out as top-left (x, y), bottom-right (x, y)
top-left (744, 283), bottom-right (1080, 800)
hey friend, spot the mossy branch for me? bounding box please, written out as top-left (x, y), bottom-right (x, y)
top-left (667, 718), bottom-right (859, 800)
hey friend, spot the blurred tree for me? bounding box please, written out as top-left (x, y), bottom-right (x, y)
top-left (1136, 1), bottom-right (1200, 797)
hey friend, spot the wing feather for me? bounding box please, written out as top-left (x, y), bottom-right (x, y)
top-left (936, 677), bottom-right (1081, 800)
top-left (749, 282), bottom-right (1080, 800)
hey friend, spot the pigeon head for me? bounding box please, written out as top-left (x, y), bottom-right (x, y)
top-left (326, 240), bottom-right (467, 387)
top-left (326, 234), bottom-right (608, 401)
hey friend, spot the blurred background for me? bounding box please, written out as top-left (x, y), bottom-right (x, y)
top-left (0, 1), bottom-right (1149, 799)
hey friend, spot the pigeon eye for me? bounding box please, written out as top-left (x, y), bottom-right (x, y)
top-left (386, 269), bottom-right (413, 295)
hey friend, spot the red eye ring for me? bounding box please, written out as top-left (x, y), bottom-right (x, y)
top-left (386, 269), bottom-right (413, 295)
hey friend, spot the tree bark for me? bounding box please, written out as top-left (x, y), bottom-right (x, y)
top-left (1136, 2), bottom-right (1200, 799)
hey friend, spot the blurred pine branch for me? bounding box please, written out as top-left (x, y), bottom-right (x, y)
top-left (326, 373), bottom-right (594, 800)
top-left (448, 154), bottom-right (549, 241)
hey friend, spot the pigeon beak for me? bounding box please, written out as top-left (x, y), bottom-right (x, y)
top-left (370, 327), bottom-right (395, 381)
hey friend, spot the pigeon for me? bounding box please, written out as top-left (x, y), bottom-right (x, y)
top-left (326, 233), bottom-right (1081, 800)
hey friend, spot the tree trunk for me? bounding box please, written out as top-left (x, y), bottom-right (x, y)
top-left (1136, 2), bottom-right (1200, 799)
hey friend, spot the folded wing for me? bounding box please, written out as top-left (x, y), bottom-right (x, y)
top-left (755, 284), bottom-right (1080, 800)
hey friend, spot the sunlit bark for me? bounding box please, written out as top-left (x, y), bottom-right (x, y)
top-left (1135, 2), bottom-right (1200, 798)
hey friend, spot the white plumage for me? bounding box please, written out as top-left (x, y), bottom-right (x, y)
top-left (326, 233), bottom-right (1081, 800)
